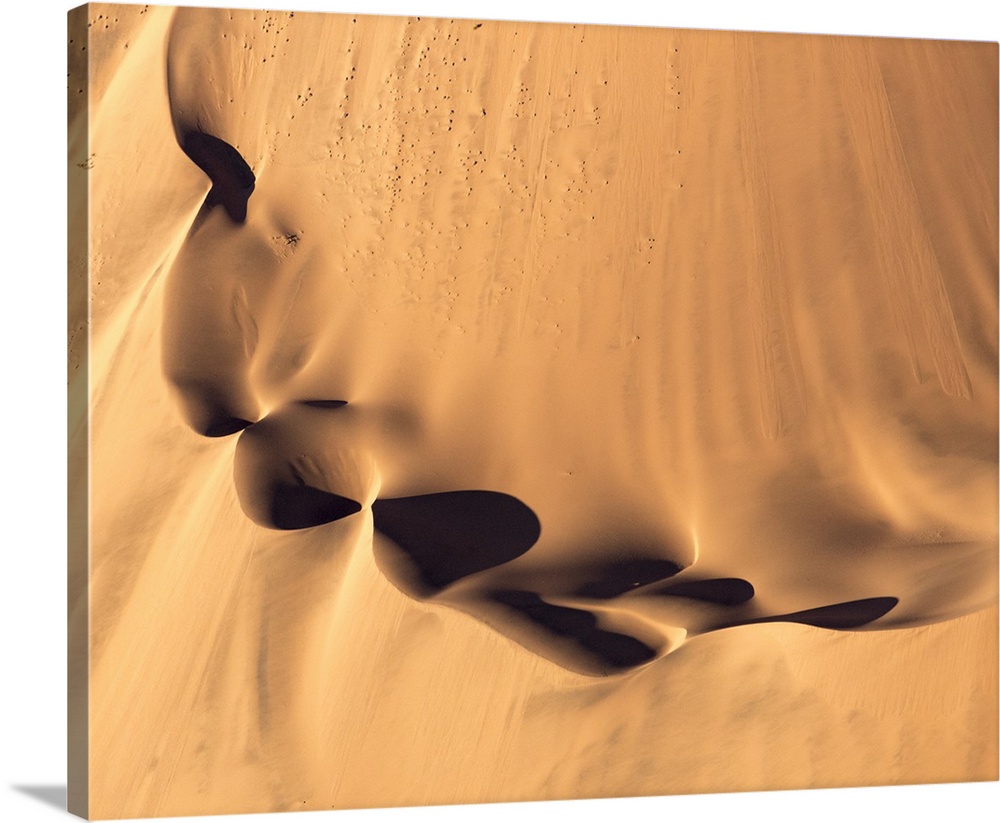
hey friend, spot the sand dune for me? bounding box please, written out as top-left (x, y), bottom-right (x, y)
top-left (69, 4), bottom-right (998, 818)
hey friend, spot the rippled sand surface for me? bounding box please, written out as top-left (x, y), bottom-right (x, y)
top-left (68, 5), bottom-right (998, 818)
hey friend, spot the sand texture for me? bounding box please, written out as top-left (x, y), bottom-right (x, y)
top-left (68, 4), bottom-right (999, 819)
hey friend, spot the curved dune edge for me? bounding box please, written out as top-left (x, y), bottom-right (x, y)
top-left (73, 5), bottom-right (998, 818)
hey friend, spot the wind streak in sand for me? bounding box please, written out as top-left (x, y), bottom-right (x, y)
top-left (836, 39), bottom-right (973, 399)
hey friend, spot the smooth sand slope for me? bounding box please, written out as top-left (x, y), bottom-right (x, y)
top-left (69, 5), bottom-right (998, 818)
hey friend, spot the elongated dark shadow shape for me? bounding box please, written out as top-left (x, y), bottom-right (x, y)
top-left (298, 399), bottom-right (349, 409)
top-left (372, 491), bottom-right (541, 594)
top-left (270, 483), bottom-right (362, 530)
top-left (203, 415), bottom-right (255, 438)
top-left (171, 377), bottom-right (259, 438)
top-left (491, 589), bottom-right (659, 672)
top-left (742, 596), bottom-right (899, 630)
top-left (656, 577), bottom-right (756, 605)
top-left (181, 131), bottom-right (255, 223)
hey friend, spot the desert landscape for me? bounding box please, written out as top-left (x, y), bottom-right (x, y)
top-left (68, 4), bottom-right (998, 819)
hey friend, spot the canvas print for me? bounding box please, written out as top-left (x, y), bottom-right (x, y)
top-left (67, 3), bottom-right (999, 819)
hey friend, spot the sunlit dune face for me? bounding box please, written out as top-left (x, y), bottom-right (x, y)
top-left (160, 10), bottom-right (997, 676)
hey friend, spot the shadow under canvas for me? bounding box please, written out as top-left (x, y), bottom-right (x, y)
top-left (12, 784), bottom-right (68, 812)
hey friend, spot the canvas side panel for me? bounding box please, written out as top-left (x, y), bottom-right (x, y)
top-left (68, 4), bottom-right (91, 819)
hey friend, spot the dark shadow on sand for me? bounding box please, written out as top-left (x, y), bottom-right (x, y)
top-left (12, 784), bottom-right (66, 812)
top-left (372, 491), bottom-right (541, 595)
top-left (298, 400), bottom-right (349, 409)
top-left (203, 415), bottom-right (255, 438)
top-left (181, 131), bottom-right (255, 223)
top-left (169, 376), bottom-right (260, 439)
top-left (490, 589), bottom-right (659, 671)
top-left (748, 596), bottom-right (899, 630)
top-left (270, 483), bottom-right (362, 530)
top-left (656, 577), bottom-right (756, 605)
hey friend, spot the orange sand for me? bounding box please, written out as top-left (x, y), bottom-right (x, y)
top-left (68, 5), bottom-right (998, 818)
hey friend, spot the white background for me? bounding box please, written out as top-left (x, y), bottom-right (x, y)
top-left (1, 1), bottom-right (997, 821)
